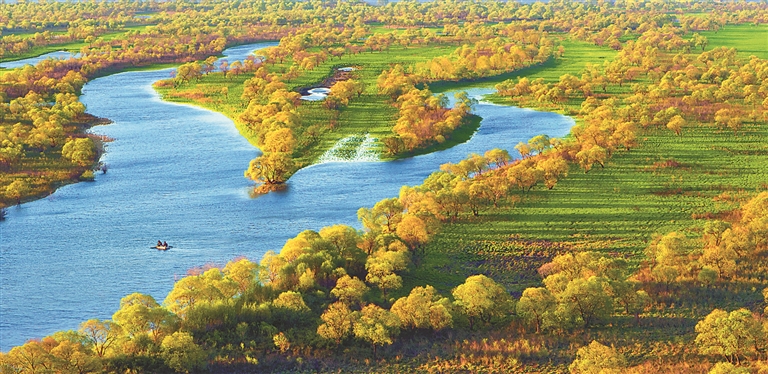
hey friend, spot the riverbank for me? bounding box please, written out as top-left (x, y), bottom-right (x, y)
top-left (0, 114), bottom-right (110, 209)
top-left (155, 42), bottom-right (538, 187)
top-left (0, 41), bottom-right (280, 211)
top-left (1, 55), bottom-right (576, 350)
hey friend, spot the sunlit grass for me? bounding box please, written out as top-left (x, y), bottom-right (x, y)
top-left (700, 23), bottom-right (768, 59)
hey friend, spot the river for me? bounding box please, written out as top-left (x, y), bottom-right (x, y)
top-left (0, 42), bottom-right (573, 350)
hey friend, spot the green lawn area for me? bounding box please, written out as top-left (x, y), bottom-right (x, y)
top-left (413, 121), bottom-right (768, 295)
top-left (700, 23), bottom-right (768, 59)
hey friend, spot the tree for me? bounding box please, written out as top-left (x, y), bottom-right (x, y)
top-left (391, 285), bottom-right (453, 331)
top-left (262, 128), bottom-right (296, 153)
top-left (576, 145), bottom-right (607, 173)
top-left (49, 337), bottom-right (102, 374)
top-left (708, 362), bottom-right (750, 374)
top-left (222, 258), bottom-right (259, 295)
top-left (569, 341), bottom-right (627, 374)
top-left (695, 308), bottom-right (766, 364)
top-left (317, 301), bottom-right (354, 345)
top-left (245, 152), bottom-right (295, 186)
top-left (331, 275), bottom-right (369, 307)
top-left (528, 134), bottom-right (551, 154)
top-left (352, 304), bottom-right (400, 358)
top-left (666, 115), bottom-right (685, 137)
top-left (700, 243), bottom-right (737, 279)
top-left (113, 293), bottom-right (177, 343)
top-left (319, 224), bottom-right (363, 262)
top-left (395, 214), bottom-right (429, 251)
top-left (558, 276), bottom-right (614, 328)
top-left (365, 254), bottom-right (404, 298)
top-left (5, 179), bottom-right (30, 205)
top-left (452, 275), bottom-right (512, 329)
top-left (164, 269), bottom-right (237, 317)
top-left (160, 331), bottom-right (206, 374)
top-left (691, 33), bottom-right (709, 51)
top-left (537, 155), bottom-right (569, 189)
top-left (517, 287), bottom-right (556, 333)
top-left (61, 137), bottom-right (95, 167)
top-left (484, 148), bottom-right (510, 168)
top-left (5, 340), bottom-right (54, 374)
top-left (79, 319), bottom-right (121, 357)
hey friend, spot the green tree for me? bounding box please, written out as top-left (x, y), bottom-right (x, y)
top-left (391, 285), bottom-right (453, 331)
top-left (5, 179), bottom-right (30, 206)
top-left (695, 308), bottom-right (766, 364)
top-left (452, 275), bottom-right (512, 329)
top-left (517, 287), bottom-right (556, 333)
top-left (558, 276), bottom-right (614, 328)
top-left (352, 304), bottom-right (401, 359)
top-left (569, 340), bottom-right (627, 374)
top-left (61, 137), bottom-right (95, 167)
top-left (365, 251), bottom-right (407, 297)
top-left (113, 293), bottom-right (177, 343)
top-left (708, 362), bottom-right (750, 374)
top-left (331, 275), bottom-right (369, 307)
top-left (317, 301), bottom-right (354, 345)
top-left (79, 319), bottom-right (121, 357)
top-left (160, 331), bottom-right (206, 374)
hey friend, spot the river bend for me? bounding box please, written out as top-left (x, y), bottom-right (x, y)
top-left (0, 42), bottom-right (573, 350)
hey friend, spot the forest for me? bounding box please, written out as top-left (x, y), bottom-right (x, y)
top-left (1, 0), bottom-right (768, 373)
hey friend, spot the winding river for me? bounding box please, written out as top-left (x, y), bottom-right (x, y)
top-left (0, 42), bottom-right (573, 350)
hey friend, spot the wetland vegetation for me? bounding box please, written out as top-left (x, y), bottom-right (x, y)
top-left (2, 0), bottom-right (768, 373)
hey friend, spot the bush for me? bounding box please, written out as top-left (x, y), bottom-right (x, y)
top-left (79, 170), bottom-right (95, 181)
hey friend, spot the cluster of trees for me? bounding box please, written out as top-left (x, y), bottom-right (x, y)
top-left (413, 34), bottom-right (555, 81)
top-left (19, 183), bottom-right (768, 372)
top-left (0, 0), bottom-right (155, 60)
top-left (636, 192), bottom-right (768, 289)
top-left (380, 82), bottom-right (475, 154)
top-left (0, 177), bottom-right (517, 372)
top-left (0, 148), bottom-right (642, 371)
top-left (0, 0), bottom-right (333, 204)
top-left (498, 39), bottom-right (767, 144)
top-left (238, 68), bottom-right (302, 191)
top-left (0, 90), bottom-right (93, 205)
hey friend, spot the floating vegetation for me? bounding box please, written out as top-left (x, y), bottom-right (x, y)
top-left (318, 134), bottom-right (379, 163)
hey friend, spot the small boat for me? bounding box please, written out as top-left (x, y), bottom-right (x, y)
top-left (150, 244), bottom-right (173, 250)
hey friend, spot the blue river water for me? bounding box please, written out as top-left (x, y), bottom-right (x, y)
top-left (0, 42), bottom-right (573, 350)
top-left (0, 51), bottom-right (78, 69)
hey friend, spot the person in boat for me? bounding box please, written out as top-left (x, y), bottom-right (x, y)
top-left (157, 240), bottom-right (163, 247)
top-left (163, 241), bottom-right (168, 248)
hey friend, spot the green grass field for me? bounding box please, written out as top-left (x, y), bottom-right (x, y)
top-left (392, 26), bottom-right (768, 369)
top-left (413, 122), bottom-right (768, 292)
top-left (700, 23), bottom-right (768, 59)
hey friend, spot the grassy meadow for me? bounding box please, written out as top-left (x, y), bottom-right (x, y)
top-left (700, 23), bottom-right (768, 59)
top-left (386, 23), bottom-right (768, 370)
top-left (157, 42), bottom-right (467, 167)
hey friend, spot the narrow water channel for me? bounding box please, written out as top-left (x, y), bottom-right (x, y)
top-left (0, 42), bottom-right (574, 350)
